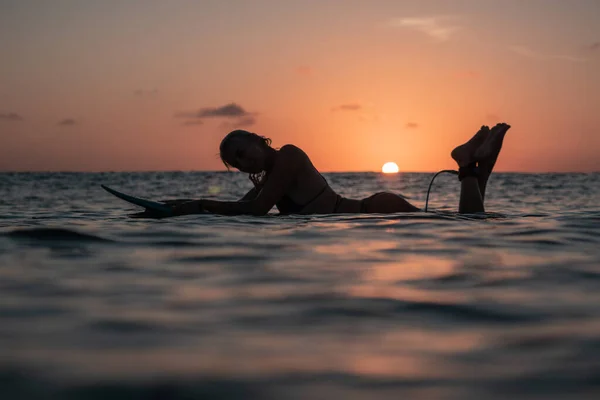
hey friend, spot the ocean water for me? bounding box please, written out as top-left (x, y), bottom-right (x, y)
top-left (1, 171), bottom-right (599, 399)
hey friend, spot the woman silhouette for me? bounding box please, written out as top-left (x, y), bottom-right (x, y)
top-left (170, 123), bottom-right (510, 216)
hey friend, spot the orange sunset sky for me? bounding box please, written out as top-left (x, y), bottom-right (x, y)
top-left (1, 0), bottom-right (599, 172)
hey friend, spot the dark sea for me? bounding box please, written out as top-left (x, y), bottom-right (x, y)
top-left (1, 172), bottom-right (599, 400)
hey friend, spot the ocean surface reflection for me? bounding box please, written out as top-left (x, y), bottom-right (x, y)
top-left (1, 172), bottom-right (599, 399)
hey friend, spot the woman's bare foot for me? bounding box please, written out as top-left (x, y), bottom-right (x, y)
top-left (474, 123), bottom-right (510, 171)
top-left (473, 122), bottom-right (511, 200)
top-left (451, 126), bottom-right (490, 168)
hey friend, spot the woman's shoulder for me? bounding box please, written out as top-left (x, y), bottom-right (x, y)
top-left (279, 144), bottom-right (308, 159)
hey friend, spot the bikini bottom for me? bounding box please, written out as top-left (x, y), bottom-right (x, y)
top-left (333, 195), bottom-right (369, 213)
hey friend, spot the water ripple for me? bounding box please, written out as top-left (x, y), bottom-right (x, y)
top-left (1, 172), bottom-right (600, 399)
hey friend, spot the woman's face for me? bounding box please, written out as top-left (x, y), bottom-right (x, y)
top-left (224, 137), bottom-right (267, 173)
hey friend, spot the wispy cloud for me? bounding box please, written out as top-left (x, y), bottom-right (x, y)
top-left (388, 16), bottom-right (461, 42)
top-left (509, 45), bottom-right (585, 62)
top-left (220, 116), bottom-right (257, 130)
top-left (332, 103), bottom-right (362, 112)
top-left (405, 122), bottom-right (419, 129)
top-left (332, 103), bottom-right (379, 122)
top-left (590, 42), bottom-right (600, 51)
top-left (175, 103), bottom-right (258, 127)
top-left (58, 118), bottom-right (77, 127)
top-left (0, 112), bottom-right (24, 121)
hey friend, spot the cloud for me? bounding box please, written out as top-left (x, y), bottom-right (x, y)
top-left (332, 103), bottom-right (362, 112)
top-left (176, 103), bottom-right (258, 127)
top-left (220, 116), bottom-right (257, 129)
top-left (0, 112), bottom-right (24, 121)
top-left (388, 16), bottom-right (461, 42)
top-left (134, 89), bottom-right (158, 96)
top-left (590, 42), bottom-right (600, 51)
top-left (332, 103), bottom-right (379, 122)
top-left (233, 116), bottom-right (256, 127)
top-left (176, 103), bottom-right (252, 119)
top-left (58, 118), bottom-right (77, 126)
top-left (509, 45), bottom-right (585, 62)
top-left (405, 122), bottom-right (419, 129)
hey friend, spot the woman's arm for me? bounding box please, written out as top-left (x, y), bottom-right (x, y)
top-left (172, 198), bottom-right (253, 216)
top-left (239, 186), bottom-right (260, 201)
top-left (161, 199), bottom-right (194, 206)
top-left (172, 145), bottom-right (301, 216)
top-left (171, 183), bottom-right (260, 215)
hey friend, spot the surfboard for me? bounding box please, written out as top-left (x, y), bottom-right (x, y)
top-left (101, 185), bottom-right (174, 216)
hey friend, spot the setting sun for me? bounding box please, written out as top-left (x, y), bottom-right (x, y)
top-left (382, 162), bottom-right (399, 174)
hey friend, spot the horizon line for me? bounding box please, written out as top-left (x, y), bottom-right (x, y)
top-left (0, 169), bottom-right (598, 174)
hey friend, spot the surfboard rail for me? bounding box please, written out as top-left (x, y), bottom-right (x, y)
top-left (101, 185), bottom-right (174, 216)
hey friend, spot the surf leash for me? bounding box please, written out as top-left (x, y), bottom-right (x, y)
top-left (424, 170), bottom-right (459, 212)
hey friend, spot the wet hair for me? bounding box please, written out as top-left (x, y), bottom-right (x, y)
top-left (219, 130), bottom-right (273, 187)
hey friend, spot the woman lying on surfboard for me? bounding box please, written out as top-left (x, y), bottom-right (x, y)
top-left (170, 123), bottom-right (510, 216)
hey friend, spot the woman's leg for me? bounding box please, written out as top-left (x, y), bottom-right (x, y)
top-left (359, 123), bottom-right (510, 214)
top-left (458, 176), bottom-right (484, 213)
top-left (452, 123), bottom-right (510, 213)
top-left (474, 123), bottom-right (510, 201)
top-left (452, 126), bottom-right (491, 213)
top-left (362, 192), bottom-right (421, 213)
